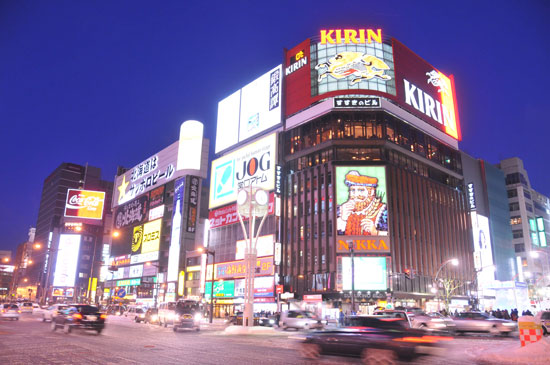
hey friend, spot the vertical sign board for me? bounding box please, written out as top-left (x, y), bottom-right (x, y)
top-left (53, 234), bottom-right (81, 287)
top-left (167, 178), bottom-right (184, 282)
top-left (335, 166), bottom-right (389, 247)
top-left (187, 176), bottom-right (200, 233)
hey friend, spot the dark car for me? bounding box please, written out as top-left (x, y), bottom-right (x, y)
top-left (300, 316), bottom-right (450, 364)
top-left (225, 311), bottom-right (261, 326)
top-left (172, 300), bottom-right (201, 332)
top-left (51, 305), bottom-right (106, 335)
top-left (144, 308), bottom-right (159, 324)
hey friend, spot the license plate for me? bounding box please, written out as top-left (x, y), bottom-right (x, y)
top-left (183, 315), bottom-right (192, 319)
top-left (87, 315), bottom-right (97, 321)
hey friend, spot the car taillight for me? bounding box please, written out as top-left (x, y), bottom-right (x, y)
top-left (73, 313), bottom-right (83, 320)
top-left (100, 314), bottom-right (107, 319)
top-left (18, 310), bottom-right (21, 313)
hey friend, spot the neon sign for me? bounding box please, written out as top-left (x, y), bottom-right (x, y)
top-left (320, 29), bottom-right (382, 44)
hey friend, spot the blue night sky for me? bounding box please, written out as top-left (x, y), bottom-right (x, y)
top-left (1, 1), bottom-right (549, 253)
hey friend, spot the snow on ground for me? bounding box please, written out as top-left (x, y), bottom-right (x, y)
top-left (476, 337), bottom-right (550, 364)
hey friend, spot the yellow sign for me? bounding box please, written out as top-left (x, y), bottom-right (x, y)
top-left (142, 219), bottom-right (162, 253)
top-left (178, 271), bottom-right (185, 297)
top-left (320, 29), bottom-right (382, 45)
top-left (132, 225), bottom-right (143, 252)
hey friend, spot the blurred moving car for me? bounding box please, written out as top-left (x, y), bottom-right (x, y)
top-left (132, 308), bottom-right (146, 323)
top-left (1, 303), bottom-right (21, 320)
top-left (20, 302), bottom-right (33, 313)
top-left (144, 308), bottom-right (159, 324)
top-left (452, 311), bottom-right (517, 335)
top-left (300, 315), bottom-right (450, 364)
top-left (42, 304), bottom-right (68, 322)
top-left (107, 305), bottom-right (126, 316)
top-left (225, 312), bottom-right (261, 326)
top-left (51, 305), bottom-right (106, 334)
top-left (158, 302), bottom-right (177, 327)
top-left (280, 310), bottom-right (323, 331)
top-left (373, 309), bottom-right (456, 334)
top-left (534, 310), bottom-right (550, 336)
top-left (172, 300), bottom-right (201, 332)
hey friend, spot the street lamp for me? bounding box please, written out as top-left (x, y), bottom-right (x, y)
top-left (197, 247), bottom-right (215, 324)
top-left (433, 258), bottom-right (459, 312)
top-left (145, 261), bottom-right (161, 308)
top-left (236, 186), bottom-right (269, 328)
top-left (347, 240), bottom-right (356, 314)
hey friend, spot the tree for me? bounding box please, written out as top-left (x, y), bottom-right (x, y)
top-left (438, 278), bottom-right (463, 313)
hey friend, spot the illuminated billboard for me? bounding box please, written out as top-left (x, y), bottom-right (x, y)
top-left (53, 234), bottom-right (81, 287)
top-left (142, 219), bottom-right (162, 254)
top-left (234, 276), bottom-right (274, 297)
top-left (205, 280), bottom-right (235, 299)
top-left (64, 189), bottom-right (105, 220)
top-left (335, 166), bottom-right (388, 239)
top-left (210, 133), bottom-right (277, 209)
top-left (215, 65), bottom-right (282, 153)
top-left (167, 178), bottom-right (184, 282)
top-left (114, 195), bottom-right (149, 229)
top-left (340, 256), bottom-right (387, 291)
top-left (471, 212), bottom-right (495, 288)
top-left (235, 234), bottom-right (274, 260)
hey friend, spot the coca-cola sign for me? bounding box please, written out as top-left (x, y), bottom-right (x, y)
top-left (114, 195), bottom-right (149, 229)
top-left (64, 189), bottom-right (106, 220)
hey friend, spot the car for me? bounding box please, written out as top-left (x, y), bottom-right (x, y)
top-left (51, 305), bottom-right (106, 334)
top-left (452, 311), bottom-right (517, 335)
top-left (534, 310), bottom-right (550, 335)
top-left (144, 308), bottom-right (159, 324)
top-left (280, 310), bottom-right (324, 331)
top-left (171, 300), bottom-right (201, 332)
top-left (157, 302), bottom-right (177, 327)
top-left (373, 309), bottom-right (456, 334)
top-left (123, 306), bottom-right (144, 320)
top-left (1, 303), bottom-right (21, 320)
top-left (300, 315), bottom-right (450, 364)
top-left (225, 312), bottom-right (261, 326)
top-left (20, 302), bottom-right (33, 313)
top-left (132, 308), bottom-right (147, 323)
top-left (42, 304), bottom-right (68, 322)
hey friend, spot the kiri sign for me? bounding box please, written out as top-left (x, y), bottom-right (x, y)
top-left (320, 29), bottom-right (382, 44)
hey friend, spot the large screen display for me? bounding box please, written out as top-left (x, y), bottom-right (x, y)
top-left (210, 133), bottom-right (277, 209)
top-left (335, 166), bottom-right (388, 237)
top-left (215, 65), bottom-right (282, 153)
top-left (53, 234), bottom-right (81, 287)
top-left (341, 256), bottom-right (387, 291)
top-left (64, 189), bottom-right (106, 220)
top-left (471, 212), bottom-right (495, 288)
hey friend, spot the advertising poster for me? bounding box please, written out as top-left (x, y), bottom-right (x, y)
top-left (187, 176), bottom-right (199, 233)
top-left (114, 195), bottom-right (149, 229)
top-left (335, 166), bottom-right (388, 237)
top-left (142, 219), bottom-right (162, 254)
top-left (64, 189), bottom-right (106, 220)
top-left (235, 234), bottom-right (274, 260)
top-left (131, 225), bottom-right (143, 253)
top-left (167, 178), bottom-right (184, 282)
top-left (149, 186), bottom-right (165, 208)
top-left (205, 280), bottom-right (235, 299)
top-left (340, 256), bottom-right (387, 291)
top-left (53, 234), bottom-right (81, 287)
top-left (471, 212), bottom-right (495, 288)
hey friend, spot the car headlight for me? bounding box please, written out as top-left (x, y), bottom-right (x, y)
top-left (139, 314), bottom-right (145, 318)
top-left (151, 315), bottom-right (158, 321)
top-left (269, 319), bottom-right (275, 324)
top-left (194, 313), bottom-right (202, 322)
top-left (502, 322), bottom-right (516, 327)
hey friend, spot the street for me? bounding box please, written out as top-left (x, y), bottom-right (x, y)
top-left (0, 312), bottom-right (521, 364)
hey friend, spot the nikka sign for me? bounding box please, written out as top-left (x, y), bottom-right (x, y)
top-left (336, 236), bottom-right (390, 254)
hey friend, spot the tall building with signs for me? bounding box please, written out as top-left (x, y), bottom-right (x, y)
top-left (26, 163), bottom-right (113, 303)
top-left (106, 121), bottom-right (209, 306)
top-left (208, 28), bottom-right (474, 318)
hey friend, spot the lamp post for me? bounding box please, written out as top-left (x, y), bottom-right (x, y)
top-left (236, 186), bottom-right (269, 328)
top-left (433, 258), bottom-right (459, 312)
top-left (198, 247), bottom-right (215, 323)
top-left (145, 262), bottom-right (161, 308)
top-left (347, 240), bottom-right (355, 315)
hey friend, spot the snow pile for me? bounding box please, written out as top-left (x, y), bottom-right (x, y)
top-left (476, 337), bottom-right (550, 364)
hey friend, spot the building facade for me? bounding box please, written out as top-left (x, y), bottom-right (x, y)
top-left (206, 29), bottom-right (474, 318)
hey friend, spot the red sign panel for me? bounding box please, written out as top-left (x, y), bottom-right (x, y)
top-left (208, 192), bottom-right (275, 229)
top-left (276, 285), bottom-right (283, 294)
top-left (391, 39), bottom-right (460, 140)
top-left (303, 294), bottom-right (323, 302)
top-left (211, 256), bottom-right (274, 280)
top-left (64, 189), bottom-right (106, 220)
top-left (284, 38), bottom-right (311, 117)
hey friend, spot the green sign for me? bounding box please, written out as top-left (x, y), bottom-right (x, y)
top-left (529, 218), bottom-right (537, 232)
top-left (539, 232), bottom-right (547, 247)
top-left (116, 278), bottom-right (141, 287)
top-left (205, 280), bottom-right (234, 299)
top-left (536, 217), bottom-right (545, 232)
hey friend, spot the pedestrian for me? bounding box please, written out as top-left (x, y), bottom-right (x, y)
top-left (503, 309), bottom-right (510, 320)
top-left (339, 310), bottom-right (344, 326)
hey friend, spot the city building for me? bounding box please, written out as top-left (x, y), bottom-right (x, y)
top-left (105, 120), bottom-right (209, 307)
top-left (11, 228), bottom-right (36, 299)
top-left (27, 163), bottom-right (113, 302)
top-left (497, 157), bottom-right (550, 309)
top-left (206, 28), bottom-right (474, 319)
top-left (0, 250), bottom-right (13, 300)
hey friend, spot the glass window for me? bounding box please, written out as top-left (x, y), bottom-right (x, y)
top-left (514, 243), bottom-right (525, 253)
top-left (507, 189), bottom-right (518, 198)
top-left (509, 202), bottom-right (520, 211)
top-left (523, 190), bottom-right (532, 200)
top-left (510, 216), bottom-right (522, 225)
top-left (512, 230), bottom-right (523, 239)
top-left (526, 203), bottom-right (533, 213)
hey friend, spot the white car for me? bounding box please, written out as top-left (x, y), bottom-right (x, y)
top-left (1, 303), bottom-right (21, 320)
top-left (20, 302), bottom-right (33, 313)
top-left (42, 304), bottom-right (68, 322)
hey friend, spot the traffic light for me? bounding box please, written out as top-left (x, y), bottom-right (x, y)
top-left (404, 269), bottom-right (411, 279)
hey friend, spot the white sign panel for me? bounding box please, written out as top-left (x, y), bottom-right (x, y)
top-left (53, 234), bottom-right (81, 287)
top-left (341, 256), bottom-right (387, 291)
top-left (129, 264), bottom-right (143, 278)
top-left (130, 251), bottom-right (159, 264)
top-left (177, 120), bottom-right (203, 171)
top-left (149, 205), bottom-right (165, 221)
top-left (471, 212), bottom-right (495, 289)
top-left (215, 65), bottom-right (282, 153)
top-left (235, 234), bottom-right (274, 260)
top-left (209, 133), bottom-right (277, 209)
